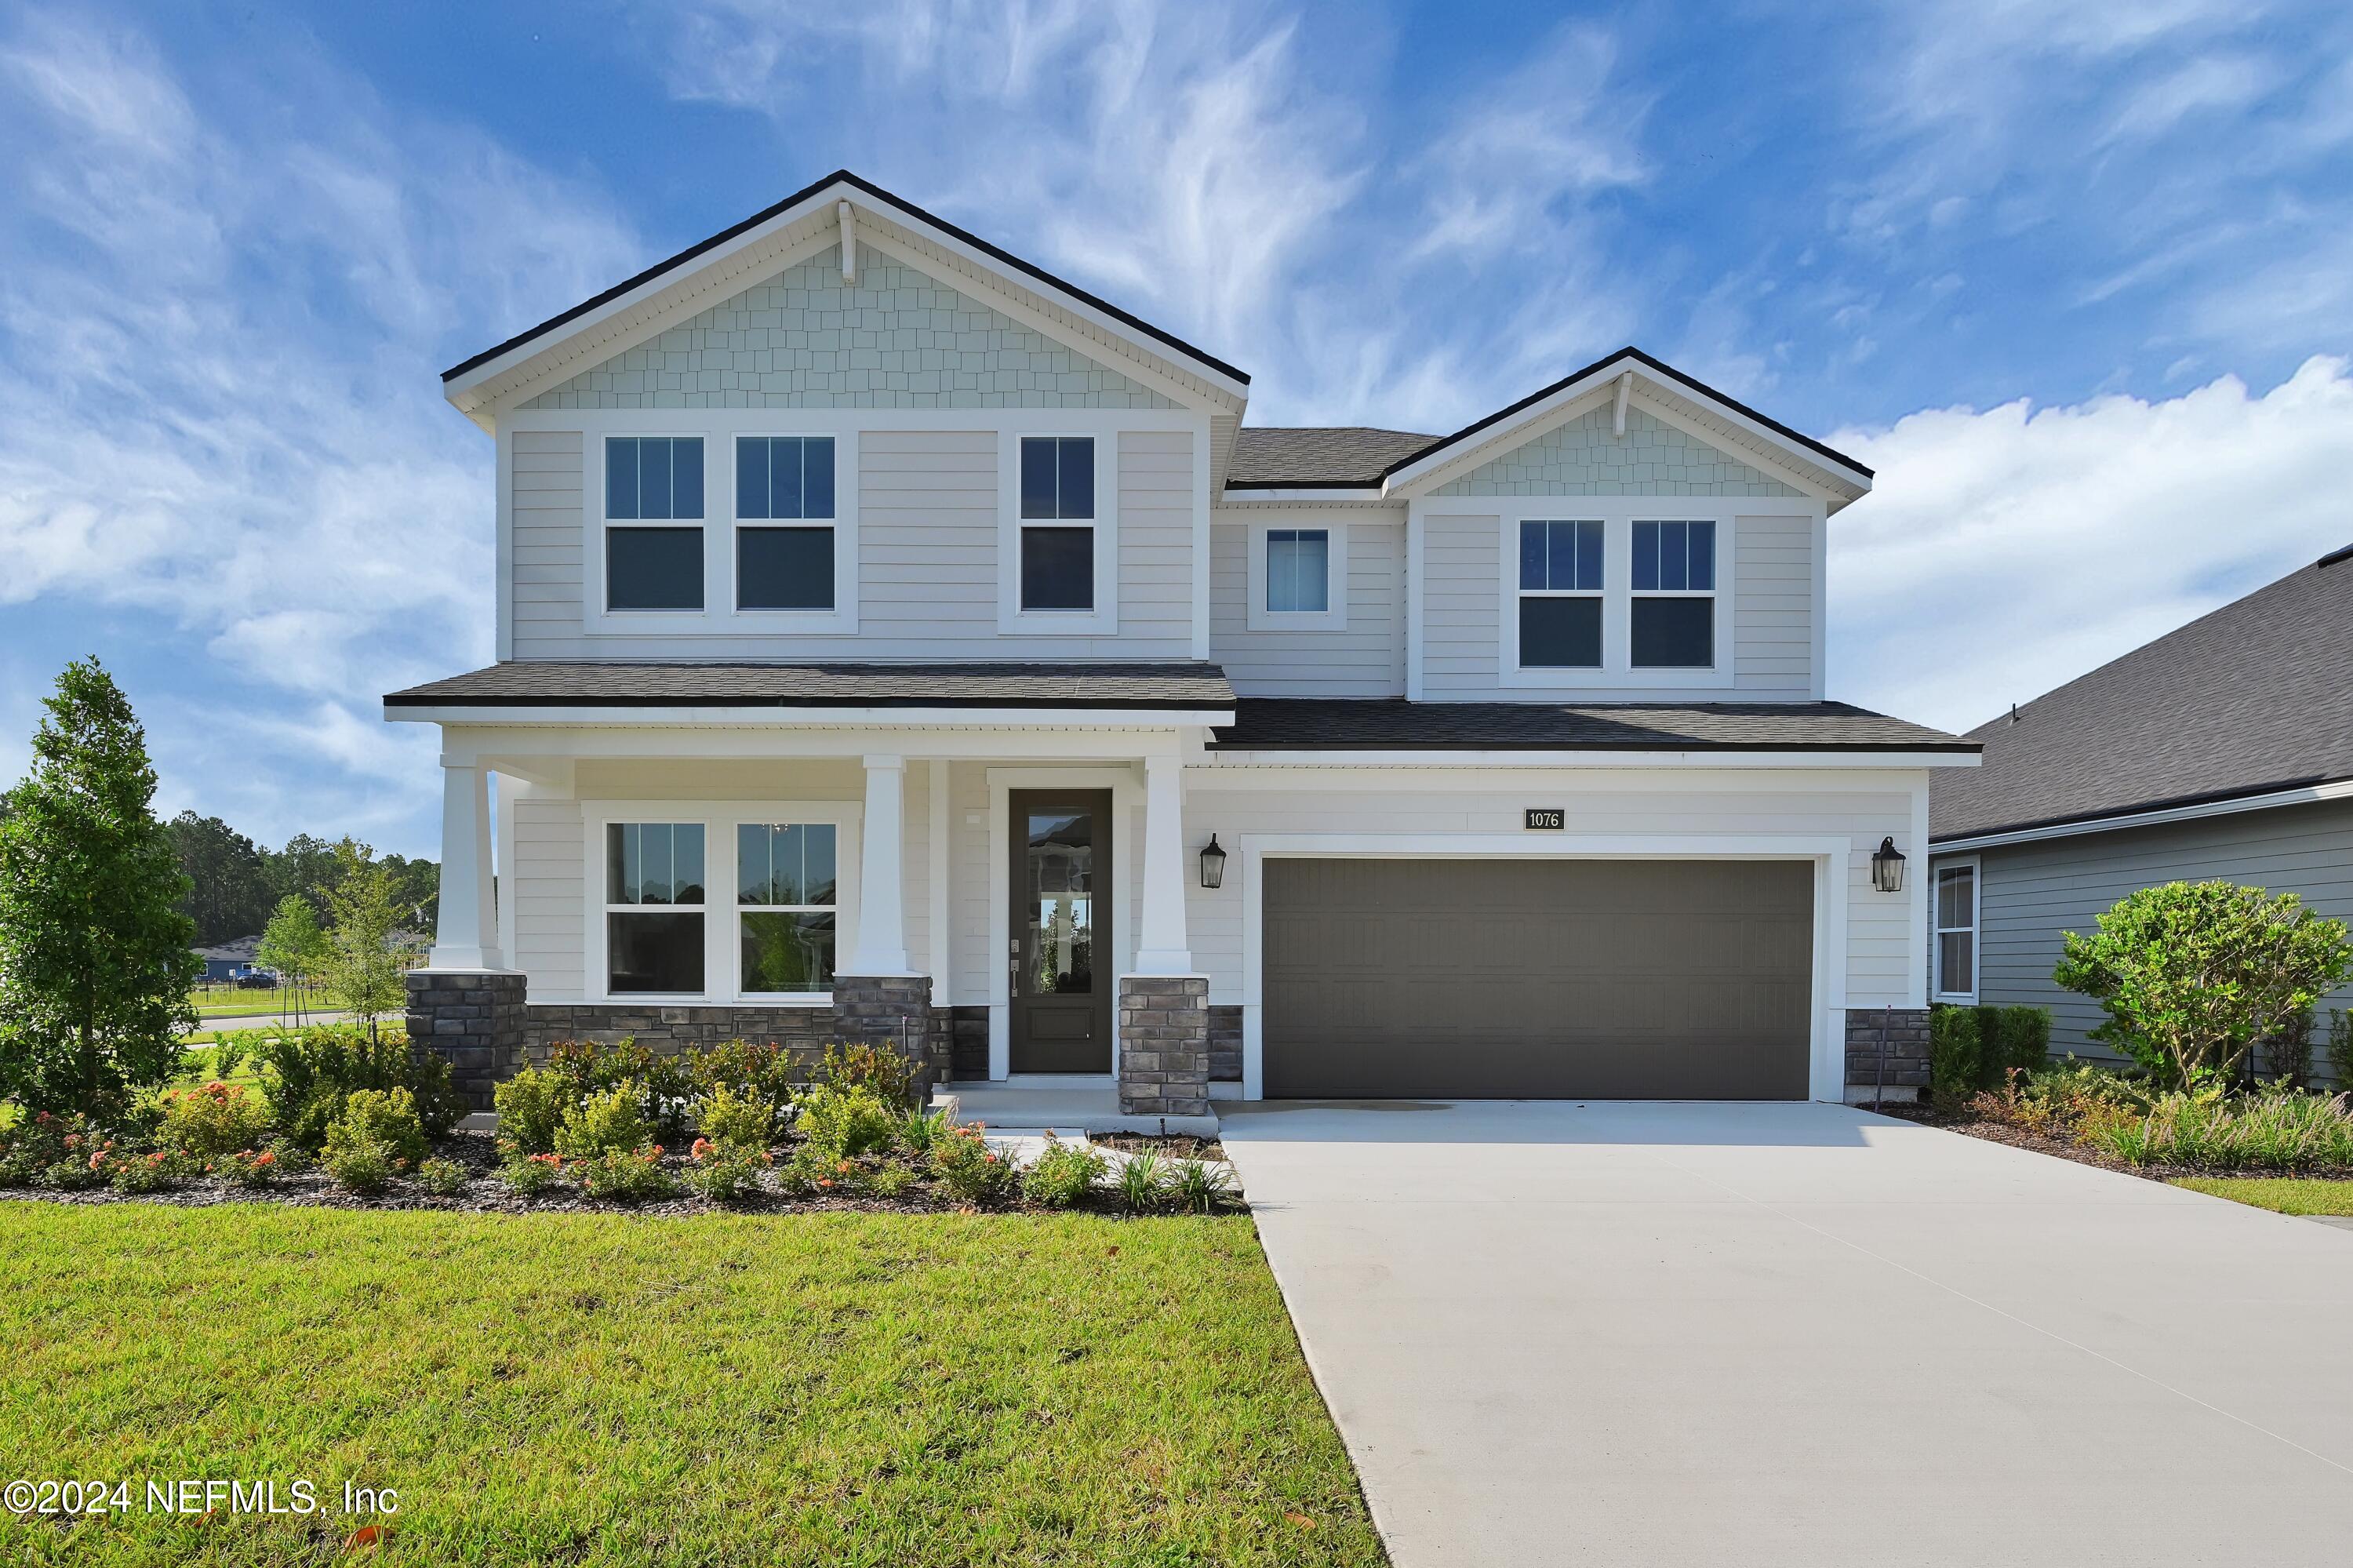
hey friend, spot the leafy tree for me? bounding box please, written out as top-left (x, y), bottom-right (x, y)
top-left (2055, 881), bottom-right (2353, 1090)
top-left (266, 832), bottom-right (343, 919)
top-left (319, 841), bottom-right (411, 1035)
top-left (379, 851), bottom-right (441, 933)
top-left (167, 811), bottom-right (274, 944)
top-left (0, 660), bottom-right (201, 1117)
top-left (256, 894), bottom-right (329, 1024)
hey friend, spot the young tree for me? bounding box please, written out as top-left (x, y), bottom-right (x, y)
top-left (319, 840), bottom-right (409, 1036)
top-left (0, 660), bottom-right (201, 1117)
top-left (256, 893), bottom-right (328, 1025)
top-left (2054, 880), bottom-right (2353, 1089)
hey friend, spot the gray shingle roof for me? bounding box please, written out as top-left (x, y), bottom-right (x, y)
top-left (1931, 548), bottom-right (2353, 841)
top-left (385, 662), bottom-right (1236, 709)
top-left (1209, 699), bottom-right (1975, 752)
top-left (1225, 427), bottom-right (1439, 489)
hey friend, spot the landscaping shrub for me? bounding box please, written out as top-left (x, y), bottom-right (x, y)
top-left (2078, 1090), bottom-right (2353, 1172)
top-left (106, 1148), bottom-right (182, 1194)
top-left (501, 1151), bottom-right (566, 1197)
top-left (1022, 1136), bottom-right (1107, 1209)
top-left (929, 1122), bottom-right (1016, 1204)
top-left (570, 1145), bottom-right (678, 1202)
top-left (1166, 1158), bottom-right (1238, 1214)
top-left (1929, 1007), bottom-right (1982, 1106)
top-left (217, 1148), bottom-right (280, 1188)
top-left (2260, 1005), bottom-right (2316, 1088)
top-left (325, 1087), bottom-right (428, 1170)
top-left (682, 1138), bottom-right (770, 1203)
top-left (492, 1066), bottom-right (569, 1157)
top-left (689, 1038), bottom-right (800, 1109)
top-left (813, 1041), bottom-right (922, 1108)
top-left (2054, 880), bottom-right (2353, 1089)
top-left (544, 1038), bottom-right (694, 1140)
top-left (894, 1106), bottom-right (953, 1157)
top-left (322, 1136), bottom-right (397, 1195)
top-left (155, 1080), bottom-right (272, 1162)
top-left (694, 1081), bottom-right (781, 1151)
top-left (869, 1163), bottom-right (915, 1199)
top-left (555, 1081), bottom-right (653, 1160)
top-left (1972, 1006), bottom-right (2052, 1087)
top-left (256, 1024), bottom-right (464, 1151)
top-left (416, 1157), bottom-right (467, 1196)
top-left (794, 1083), bottom-right (897, 1160)
top-left (1115, 1151), bottom-right (1169, 1214)
top-left (2332, 1010), bottom-right (2353, 1090)
top-left (0, 1108), bottom-right (80, 1187)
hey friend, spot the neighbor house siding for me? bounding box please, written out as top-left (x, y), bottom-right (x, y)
top-left (520, 243), bottom-right (1175, 411)
top-left (1430, 405), bottom-right (1804, 498)
top-left (1938, 797), bottom-right (2353, 1071)
top-left (1208, 513), bottom-right (1406, 697)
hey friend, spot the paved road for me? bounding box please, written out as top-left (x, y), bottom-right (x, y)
top-left (192, 1011), bottom-right (353, 1034)
top-left (1220, 1101), bottom-right (2353, 1568)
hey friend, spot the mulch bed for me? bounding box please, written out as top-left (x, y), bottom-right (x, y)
top-left (2, 1132), bottom-right (1020, 1219)
top-left (1871, 1101), bottom-right (2353, 1186)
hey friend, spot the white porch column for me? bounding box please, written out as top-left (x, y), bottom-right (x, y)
top-left (844, 754), bottom-right (913, 974)
top-left (429, 756), bottom-right (503, 970)
top-left (1133, 751), bottom-right (1195, 974)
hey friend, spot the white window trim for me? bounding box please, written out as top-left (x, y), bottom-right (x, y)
top-left (1932, 854), bottom-right (1980, 1004)
top-left (583, 800), bottom-right (863, 1007)
top-left (1493, 501), bottom-right (1739, 689)
top-left (590, 433), bottom-right (716, 632)
top-left (729, 430), bottom-right (859, 634)
top-left (1246, 518), bottom-right (1348, 631)
top-left (998, 431), bottom-right (1118, 636)
top-left (577, 415), bottom-right (864, 637)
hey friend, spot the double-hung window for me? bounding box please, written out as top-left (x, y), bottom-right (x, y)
top-left (737, 823), bottom-right (837, 995)
top-left (1017, 436), bottom-right (1096, 611)
top-left (1933, 861), bottom-right (1978, 1002)
top-left (1517, 519), bottom-right (1604, 668)
top-left (1630, 520), bottom-right (1716, 668)
top-left (1267, 529), bottom-right (1329, 613)
top-left (604, 437), bottom-right (705, 611)
top-left (605, 823), bottom-right (705, 994)
top-left (736, 436), bottom-right (836, 611)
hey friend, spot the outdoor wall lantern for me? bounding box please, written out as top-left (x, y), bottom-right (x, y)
top-left (1871, 836), bottom-right (1907, 894)
top-left (1198, 834), bottom-right (1227, 890)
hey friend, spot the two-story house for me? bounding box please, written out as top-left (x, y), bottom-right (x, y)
top-left (390, 170), bottom-right (1978, 1119)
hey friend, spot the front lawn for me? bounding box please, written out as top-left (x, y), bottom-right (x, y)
top-left (0, 1204), bottom-right (1382, 1567)
top-left (2173, 1176), bottom-right (2353, 1216)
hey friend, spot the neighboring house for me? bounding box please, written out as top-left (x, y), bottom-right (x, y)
top-left (1928, 545), bottom-right (2353, 1064)
top-left (195, 934), bottom-right (265, 982)
top-left (387, 169), bottom-right (1977, 1114)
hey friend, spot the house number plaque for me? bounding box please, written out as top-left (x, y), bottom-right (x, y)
top-left (1524, 808), bottom-right (1566, 830)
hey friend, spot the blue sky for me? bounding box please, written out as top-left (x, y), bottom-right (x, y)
top-left (3, 0), bottom-right (2350, 856)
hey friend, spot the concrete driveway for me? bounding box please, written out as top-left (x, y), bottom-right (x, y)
top-left (1220, 1101), bottom-right (2353, 1567)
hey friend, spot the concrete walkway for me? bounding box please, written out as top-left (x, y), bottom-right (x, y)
top-left (1221, 1101), bottom-right (2353, 1567)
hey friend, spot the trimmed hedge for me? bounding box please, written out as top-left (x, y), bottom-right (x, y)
top-left (1930, 1003), bottom-right (2052, 1103)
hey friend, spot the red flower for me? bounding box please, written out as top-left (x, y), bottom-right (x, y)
top-left (255, 1152), bottom-right (275, 1167)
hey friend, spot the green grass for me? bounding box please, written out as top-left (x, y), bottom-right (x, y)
top-left (0, 1204), bottom-right (1383, 1566)
top-left (165, 1043), bottom-right (270, 1094)
top-left (2173, 1176), bottom-right (2353, 1216)
top-left (191, 989), bottom-right (325, 1020)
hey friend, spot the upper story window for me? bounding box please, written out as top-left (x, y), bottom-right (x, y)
top-left (1267, 529), bottom-right (1329, 613)
top-left (1018, 436), bottom-right (1096, 611)
top-left (1518, 519), bottom-right (1603, 668)
top-left (1933, 860), bottom-right (1978, 1002)
top-left (1630, 520), bottom-right (1715, 668)
top-left (735, 436), bottom-right (836, 612)
top-left (604, 437), bottom-right (704, 612)
top-left (605, 822), bottom-right (705, 994)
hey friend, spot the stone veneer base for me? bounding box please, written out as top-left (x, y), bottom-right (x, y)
top-left (1117, 975), bottom-right (1209, 1118)
top-left (1844, 1006), bottom-right (1930, 1104)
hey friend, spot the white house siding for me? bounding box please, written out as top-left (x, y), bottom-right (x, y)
top-left (1934, 797), bottom-right (2353, 1071)
top-left (1209, 511), bottom-right (1406, 697)
top-left (1181, 769), bottom-right (1924, 1015)
top-left (1733, 511), bottom-right (1816, 698)
top-left (1420, 511), bottom-right (1503, 693)
top-left (518, 242), bottom-right (1174, 412)
top-left (1430, 404), bottom-right (1803, 498)
top-left (508, 790), bottom-right (585, 1001)
top-left (502, 424), bottom-right (1199, 662)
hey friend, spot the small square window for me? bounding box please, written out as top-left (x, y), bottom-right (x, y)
top-left (1019, 437), bottom-right (1094, 520)
top-left (1632, 520), bottom-right (1715, 591)
top-left (1630, 597), bottom-right (1714, 667)
top-left (736, 436), bottom-right (835, 520)
top-left (737, 527), bottom-right (834, 611)
top-left (606, 437), bottom-right (704, 521)
top-left (1520, 597), bottom-right (1602, 668)
top-left (1519, 520), bottom-right (1602, 591)
top-left (1020, 526), bottom-right (1094, 610)
top-left (607, 527), bottom-right (704, 611)
top-left (1267, 529), bottom-right (1330, 613)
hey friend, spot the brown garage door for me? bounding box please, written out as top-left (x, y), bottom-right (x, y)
top-left (1262, 858), bottom-right (1813, 1100)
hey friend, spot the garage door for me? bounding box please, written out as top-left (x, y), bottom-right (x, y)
top-left (1262, 858), bottom-right (1814, 1099)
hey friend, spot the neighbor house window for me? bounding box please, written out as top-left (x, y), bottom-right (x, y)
top-left (1934, 861), bottom-right (1977, 1000)
top-left (735, 435), bottom-right (836, 611)
top-left (1517, 519), bottom-right (1603, 668)
top-left (605, 436), bottom-right (705, 611)
top-left (1266, 528), bottom-right (1330, 613)
top-left (737, 823), bottom-right (838, 995)
top-left (1018, 436), bottom-right (1095, 610)
top-left (1630, 520), bottom-right (1715, 668)
top-left (606, 823), bottom-right (705, 994)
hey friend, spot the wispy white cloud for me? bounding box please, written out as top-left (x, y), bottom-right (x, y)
top-left (1829, 356), bottom-right (2353, 733)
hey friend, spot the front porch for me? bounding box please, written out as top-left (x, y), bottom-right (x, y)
top-left (392, 686), bottom-right (1234, 1119)
top-left (932, 1075), bottom-right (1222, 1138)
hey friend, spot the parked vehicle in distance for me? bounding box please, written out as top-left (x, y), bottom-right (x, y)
top-left (235, 970), bottom-right (279, 989)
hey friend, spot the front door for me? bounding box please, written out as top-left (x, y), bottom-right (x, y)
top-left (1009, 789), bottom-right (1114, 1072)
